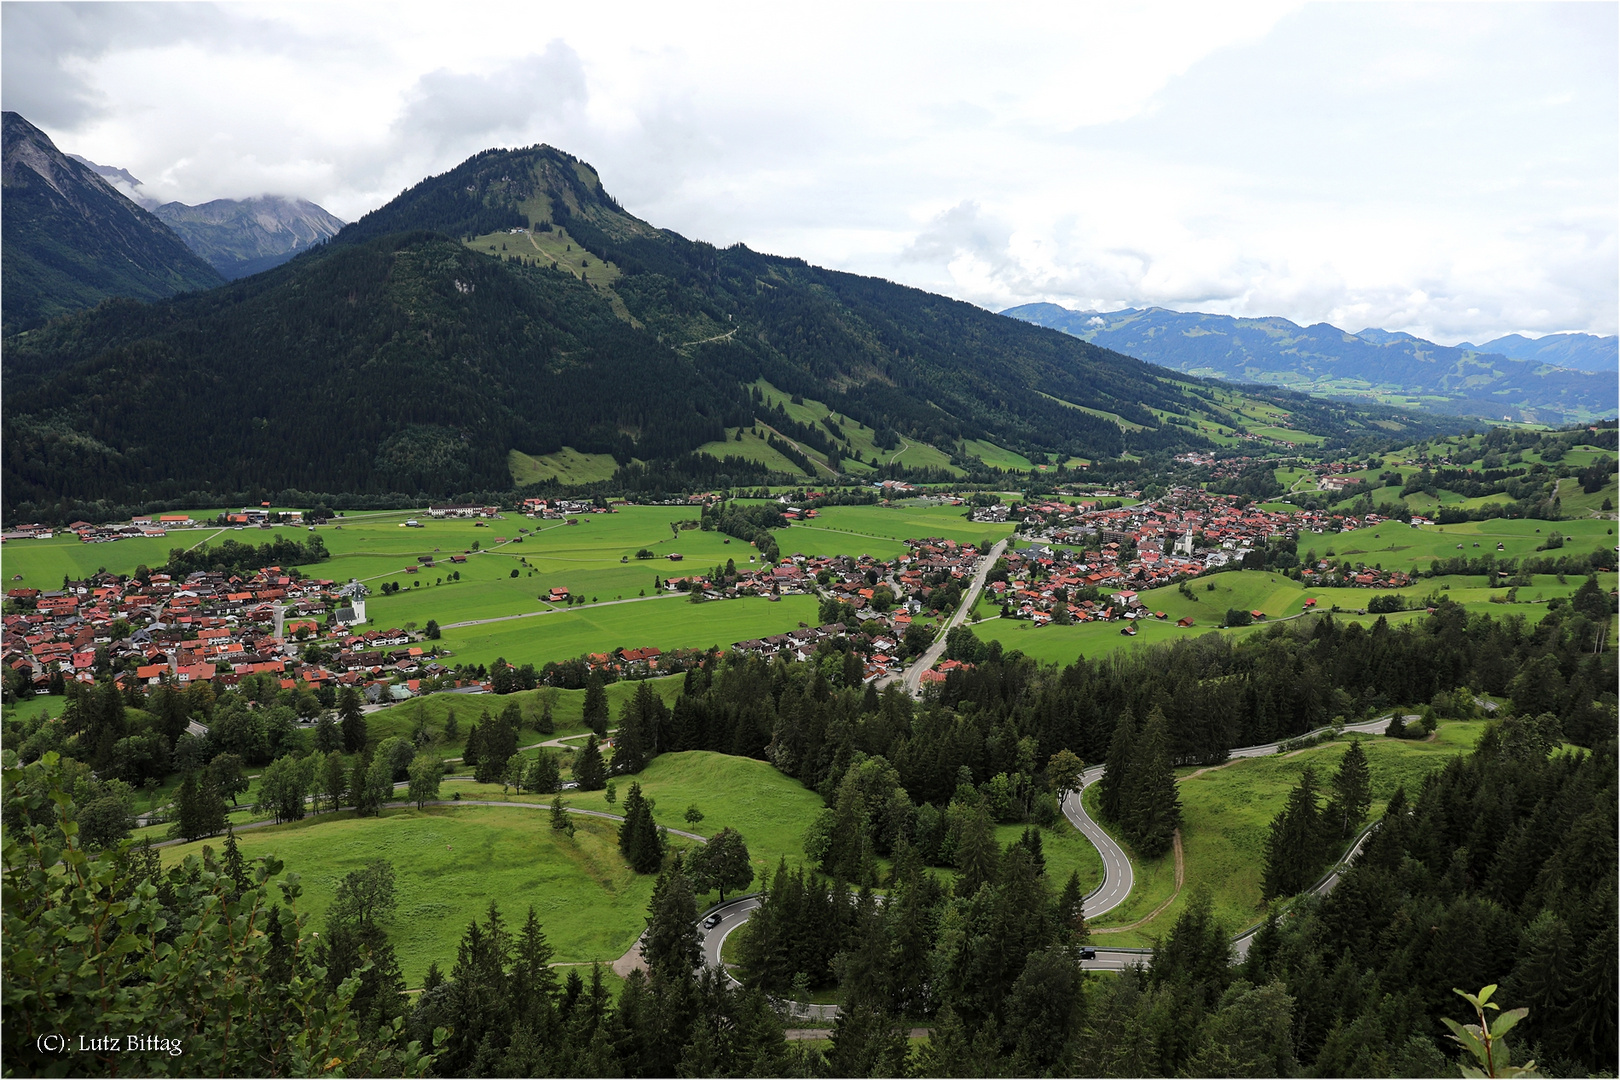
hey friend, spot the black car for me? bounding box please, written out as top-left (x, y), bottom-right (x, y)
top-left (1078, 946), bottom-right (1096, 961)
top-left (702, 913), bottom-right (723, 930)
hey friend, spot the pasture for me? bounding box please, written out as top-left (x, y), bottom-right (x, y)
top-left (1086, 723), bottom-right (1488, 947)
top-left (162, 806), bottom-right (678, 987)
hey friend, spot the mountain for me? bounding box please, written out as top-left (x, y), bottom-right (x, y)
top-left (65, 151), bottom-right (346, 279)
top-left (1, 142), bottom-right (1454, 519)
top-left (1, 112), bottom-right (224, 335)
top-left (1460, 332), bottom-right (1618, 375)
top-left (66, 154), bottom-right (148, 200)
top-left (150, 196), bottom-right (346, 279)
top-left (1002, 303), bottom-right (1618, 424)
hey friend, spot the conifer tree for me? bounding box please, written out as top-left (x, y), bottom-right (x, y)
top-left (222, 822), bottom-right (249, 894)
top-left (954, 804), bottom-right (999, 897)
top-left (641, 857), bottom-right (701, 984)
top-left (510, 905), bottom-right (560, 1030)
top-left (1098, 708), bottom-right (1136, 823)
top-left (321, 751), bottom-right (347, 814)
top-left (1261, 765), bottom-right (1326, 900)
top-left (1056, 869), bottom-right (1090, 946)
top-left (1325, 740), bottom-right (1372, 840)
top-left (1125, 708), bottom-right (1181, 857)
top-left (174, 770), bottom-right (203, 840)
top-left (574, 734), bottom-right (607, 791)
top-left (618, 782), bottom-right (664, 874)
top-left (338, 686), bottom-right (366, 752)
top-left (582, 672), bottom-right (609, 736)
top-left (550, 793), bottom-right (575, 836)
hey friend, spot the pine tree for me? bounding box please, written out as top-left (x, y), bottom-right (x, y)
top-left (582, 672), bottom-right (609, 736)
top-left (221, 822), bottom-right (249, 893)
top-left (1261, 765), bottom-right (1326, 900)
top-left (1098, 708), bottom-right (1136, 823)
top-left (339, 686), bottom-right (366, 752)
top-left (510, 905), bottom-right (560, 1030)
top-left (641, 858), bottom-right (701, 985)
top-left (954, 804), bottom-right (999, 897)
top-left (550, 793), bottom-right (575, 835)
top-left (322, 751), bottom-right (347, 814)
top-left (174, 771), bottom-right (202, 840)
top-left (1056, 869), bottom-right (1090, 946)
top-left (574, 734), bottom-right (607, 791)
top-left (1126, 708), bottom-right (1181, 858)
top-left (195, 773), bottom-right (227, 838)
top-left (1325, 740), bottom-right (1372, 840)
top-left (618, 782), bottom-right (665, 874)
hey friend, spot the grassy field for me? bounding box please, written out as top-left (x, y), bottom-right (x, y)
top-left (1087, 723), bottom-right (1487, 946)
top-left (773, 504), bottom-right (1012, 559)
top-left (162, 806), bottom-right (678, 986)
top-left (437, 594), bottom-right (820, 669)
top-left (961, 439), bottom-right (1035, 472)
top-left (696, 428), bottom-right (821, 477)
top-left (571, 751), bottom-right (825, 890)
top-left (367, 675), bottom-right (688, 758)
top-left (0, 498), bottom-right (1023, 673)
top-left (508, 447), bottom-right (622, 486)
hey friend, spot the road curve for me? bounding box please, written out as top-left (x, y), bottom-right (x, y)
top-left (698, 714), bottom-right (1409, 994)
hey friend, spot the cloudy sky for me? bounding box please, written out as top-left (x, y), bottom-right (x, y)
top-left (5, 1), bottom-right (1615, 344)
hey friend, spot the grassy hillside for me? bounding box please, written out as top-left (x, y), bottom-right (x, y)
top-left (162, 807), bottom-right (679, 985)
top-left (1088, 723), bottom-right (1486, 946)
top-left (509, 447), bottom-right (622, 485)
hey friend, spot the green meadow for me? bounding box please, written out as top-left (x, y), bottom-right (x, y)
top-left (435, 594), bottom-right (821, 669)
top-left (162, 806), bottom-right (678, 986)
top-left (772, 504), bottom-right (1012, 559)
top-left (1087, 723), bottom-right (1488, 947)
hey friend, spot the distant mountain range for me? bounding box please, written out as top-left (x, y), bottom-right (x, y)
top-left (2, 112), bottom-right (223, 334)
top-left (68, 153), bottom-right (345, 280)
top-left (1459, 332), bottom-right (1617, 375)
top-left (1001, 303), bottom-right (1618, 424)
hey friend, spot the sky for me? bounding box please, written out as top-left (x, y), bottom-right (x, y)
top-left (4, 1), bottom-right (1615, 345)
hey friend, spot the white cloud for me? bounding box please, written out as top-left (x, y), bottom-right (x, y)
top-left (3, 0), bottom-right (1613, 344)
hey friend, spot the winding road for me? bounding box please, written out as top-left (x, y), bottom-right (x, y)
top-left (695, 714), bottom-right (1408, 1003)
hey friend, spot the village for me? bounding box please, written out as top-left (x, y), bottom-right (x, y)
top-left (1, 477), bottom-right (1451, 699)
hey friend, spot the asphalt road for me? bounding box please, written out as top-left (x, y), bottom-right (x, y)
top-left (697, 714), bottom-right (1409, 994)
top-left (883, 537), bottom-right (1008, 696)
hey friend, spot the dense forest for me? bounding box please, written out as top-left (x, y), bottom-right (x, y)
top-left (5, 585), bottom-right (1614, 1076)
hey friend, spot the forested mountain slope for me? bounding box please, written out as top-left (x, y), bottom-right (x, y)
top-left (1, 112), bottom-right (224, 335)
top-left (4, 143), bottom-right (1448, 518)
top-left (1003, 302), bottom-right (1617, 424)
